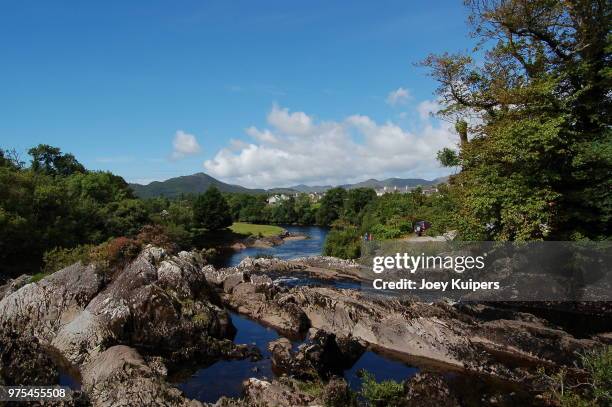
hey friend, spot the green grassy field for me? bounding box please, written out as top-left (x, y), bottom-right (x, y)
top-left (229, 222), bottom-right (284, 237)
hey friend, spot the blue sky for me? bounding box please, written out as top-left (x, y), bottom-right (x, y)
top-left (0, 1), bottom-right (473, 187)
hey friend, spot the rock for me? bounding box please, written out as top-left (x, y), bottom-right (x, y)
top-left (290, 256), bottom-right (361, 271)
top-left (230, 242), bottom-right (247, 251)
top-left (0, 261), bottom-right (104, 341)
top-left (243, 378), bottom-right (316, 407)
top-left (321, 377), bottom-right (357, 407)
top-left (0, 247), bottom-right (254, 406)
top-left (268, 331), bottom-right (365, 380)
top-left (0, 324), bottom-right (59, 386)
top-left (403, 373), bottom-right (460, 407)
top-left (212, 272), bottom-right (309, 336)
top-left (82, 345), bottom-right (201, 407)
top-left (212, 268), bottom-right (596, 382)
top-left (237, 257), bottom-right (304, 273)
top-left (0, 274), bottom-right (31, 300)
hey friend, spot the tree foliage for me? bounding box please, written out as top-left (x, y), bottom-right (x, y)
top-left (316, 187), bottom-right (347, 226)
top-left (0, 146), bottom-right (148, 278)
top-left (423, 0), bottom-right (611, 240)
top-left (193, 186), bottom-right (233, 231)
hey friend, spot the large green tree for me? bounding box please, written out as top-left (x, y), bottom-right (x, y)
top-left (424, 0), bottom-right (611, 240)
top-left (316, 187), bottom-right (347, 226)
top-left (344, 188), bottom-right (377, 224)
top-left (28, 144), bottom-right (86, 176)
top-left (193, 186), bottom-right (233, 231)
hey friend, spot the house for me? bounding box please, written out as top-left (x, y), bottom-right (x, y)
top-left (422, 186), bottom-right (438, 196)
top-left (267, 194), bottom-right (289, 204)
top-left (308, 192), bottom-right (323, 202)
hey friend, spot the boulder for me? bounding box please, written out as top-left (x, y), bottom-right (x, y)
top-left (243, 378), bottom-right (316, 407)
top-left (403, 373), bottom-right (460, 407)
top-left (268, 331), bottom-right (365, 380)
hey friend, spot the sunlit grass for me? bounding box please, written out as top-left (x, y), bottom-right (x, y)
top-left (229, 222), bottom-right (284, 237)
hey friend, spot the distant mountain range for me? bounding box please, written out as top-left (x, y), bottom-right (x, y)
top-left (129, 172), bottom-right (448, 198)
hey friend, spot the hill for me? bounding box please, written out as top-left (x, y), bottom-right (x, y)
top-left (339, 177), bottom-right (438, 190)
top-left (129, 173), bottom-right (264, 198)
top-left (130, 173), bottom-right (449, 198)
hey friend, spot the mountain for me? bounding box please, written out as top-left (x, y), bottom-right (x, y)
top-left (288, 184), bottom-right (333, 193)
top-left (129, 173), bottom-right (264, 198)
top-left (130, 173), bottom-right (449, 198)
top-left (339, 178), bottom-right (437, 190)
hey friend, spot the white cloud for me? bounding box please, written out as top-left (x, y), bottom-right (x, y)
top-left (171, 130), bottom-right (201, 160)
top-left (267, 103), bottom-right (313, 136)
top-left (417, 99), bottom-right (440, 120)
top-left (246, 126), bottom-right (278, 143)
top-left (386, 87), bottom-right (411, 106)
top-left (203, 104), bottom-right (455, 188)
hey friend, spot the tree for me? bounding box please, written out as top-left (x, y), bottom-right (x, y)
top-left (28, 144), bottom-right (86, 176)
top-left (423, 0), bottom-right (611, 240)
top-left (436, 147), bottom-right (460, 168)
top-left (0, 148), bottom-right (24, 169)
top-left (344, 188), bottom-right (376, 224)
top-left (193, 186), bottom-right (232, 230)
top-left (316, 187), bottom-right (347, 226)
top-left (295, 193), bottom-right (316, 224)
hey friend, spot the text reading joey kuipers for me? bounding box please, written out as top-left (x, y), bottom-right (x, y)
top-left (371, 253), bottom-right (500, 292)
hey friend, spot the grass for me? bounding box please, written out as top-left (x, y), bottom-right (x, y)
top-left (29, 272), bottom-right (50, 283)
top-left (229, 222), bottom-right (284, 237)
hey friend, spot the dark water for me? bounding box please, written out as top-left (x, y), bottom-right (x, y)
top-left (59, 370), bottom-right (81, 390)
top-left (216, 225), bottom-right (329, 268)
top-left (174, 312), bottom-right (281, 402)
top-left (173, 312), bottom-right (419, 403)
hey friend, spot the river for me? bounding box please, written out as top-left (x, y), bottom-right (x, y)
top-left (172, 225), bottom-right (420, 403)
top-left (215, 225), bottom-right (331, 268)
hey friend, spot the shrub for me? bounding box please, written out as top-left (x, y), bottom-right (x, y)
top-left (360, 371), bottom-right (404, 406)
top-left (42, 245), bottom-right (94, 274)
top-left (136, 224), bottom-right (178, 253)
top-left (541, 346), bottom-right (611, 406)
top-left (90, 236), bottom-right (141, 274)
top-left (369, 224), bottom-right (402, 240)
top-left (323, 228), bottom-right (361, 259)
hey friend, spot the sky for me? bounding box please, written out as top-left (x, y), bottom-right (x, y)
top-left (0, 1), bottom-right (474, 188)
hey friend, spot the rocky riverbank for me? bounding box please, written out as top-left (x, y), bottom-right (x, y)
top-left (0, 247), bottom-right (609, 406)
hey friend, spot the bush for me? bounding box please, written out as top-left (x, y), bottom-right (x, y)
top-left (42, 245), bottom-right (94, 274)
top-left (90, 236), bottom-right (141, 274)
top-left (541, 346), bottom-right (611, 406)
top-left (369, 224), bottom-right (403, 240)
top-left (323, 228), bottom-right (361, 259)
top-left (360, 371), bottom-right (404, 407)
top-left (136, 224), bottom-right (178, 253)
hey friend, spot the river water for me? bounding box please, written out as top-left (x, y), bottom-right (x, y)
top-left (173, 225), bottom-right (420, 403)
top-left (215, 225), bottom-right (330, 268)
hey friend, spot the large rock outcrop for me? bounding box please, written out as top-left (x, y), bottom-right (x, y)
top-left (0, 247), bottom-right (242, 406)
top-left (206, 260), bottom-right (599, 382)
